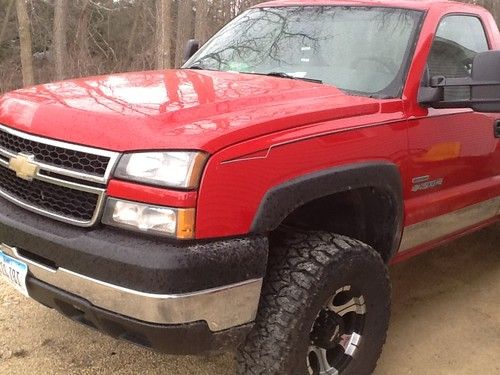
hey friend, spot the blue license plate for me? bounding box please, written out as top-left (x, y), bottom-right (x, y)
top-left (0, 251), bottom-right (29, 297)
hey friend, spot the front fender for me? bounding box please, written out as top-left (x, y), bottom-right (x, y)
top-left (251, 162), bottom-right (404, 259)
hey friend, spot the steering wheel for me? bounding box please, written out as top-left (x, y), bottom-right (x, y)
top-left (352, 56), bottom-right (397, 75)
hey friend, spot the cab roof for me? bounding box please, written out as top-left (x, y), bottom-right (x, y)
top-left (256, 0), bottom-right (482, 12)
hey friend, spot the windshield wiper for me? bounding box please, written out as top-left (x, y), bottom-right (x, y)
top-left (183, 65), bottom-right (218, 71)
top-left (368, 94), bottom-right (396, 99)
top-left (183, 68), bottom-right (323, 84)
top-left (244, 71), bottom-right (323, 84)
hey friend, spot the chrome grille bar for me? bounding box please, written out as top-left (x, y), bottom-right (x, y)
top-left (0, 124), bottom-right (120, 227)
top-left (0, 124), bottom-right (119, 185)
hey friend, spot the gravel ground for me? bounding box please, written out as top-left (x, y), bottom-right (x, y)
top-left (0, 224), bottom-right (499, 375)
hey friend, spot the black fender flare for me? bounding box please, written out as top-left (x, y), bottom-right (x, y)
top-left (251, 161), bottom-right (404, 259)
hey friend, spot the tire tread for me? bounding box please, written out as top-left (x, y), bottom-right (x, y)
top-left (237, 230), bottom-right (390, 375)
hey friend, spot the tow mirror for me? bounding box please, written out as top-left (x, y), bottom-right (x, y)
top-left (470, 51), bottom-right (500, 112)
top-left (184, 39), bottom-right (200, 64)
top-left (419, 50), bottom-right (500, 113)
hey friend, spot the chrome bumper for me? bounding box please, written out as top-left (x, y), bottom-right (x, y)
top-left (1, 243), bottom-right (262, 332)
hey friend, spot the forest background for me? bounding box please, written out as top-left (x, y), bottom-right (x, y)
top-left (0, 0), bottom-right (498, 93)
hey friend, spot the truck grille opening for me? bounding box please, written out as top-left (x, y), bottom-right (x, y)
top-left (0, 128), bottom-right (110, 177)
top-left (0, 166), bottom-right (99, 222)
top-left (0, 124), bottom-right (118, 226)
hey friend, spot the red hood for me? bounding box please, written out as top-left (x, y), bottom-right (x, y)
top-left (0, 70), bottom-right (380, 153)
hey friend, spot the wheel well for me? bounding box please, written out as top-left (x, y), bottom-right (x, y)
top-left (275, 187), bottom-right (398, 262)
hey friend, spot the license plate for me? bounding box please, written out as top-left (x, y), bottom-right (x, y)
top-left (0, 251), bottom-right (29, 297)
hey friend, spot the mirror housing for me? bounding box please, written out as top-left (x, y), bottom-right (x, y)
top-left (183, 39), bottom-right (200, 64)
top-left (418, 51), bottom-right (500, 113)
top-left (470, 51), bottom-right (500, 112)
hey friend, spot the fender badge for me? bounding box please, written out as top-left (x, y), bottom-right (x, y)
top-left (412, 175), bottom-right (444, 192)
top-left (8, 154), bottom-right (39, 181)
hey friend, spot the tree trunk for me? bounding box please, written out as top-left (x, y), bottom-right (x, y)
top-left (53, 0), bottom-right (67, 80)
top-left (15, 0), bottom-right (34, 86)
top-left (155, 0), bottom-right (172, 69)
top-left (0, 0), bottom-right (14, 45)
top-left (126, 4), bottom-right (140, 56)
top-left (175, 0), bottom-right (193, 68)
top-left (74, 0), bottom-right (92, 77)
top-left (194, 0), bottom-right (210, 44)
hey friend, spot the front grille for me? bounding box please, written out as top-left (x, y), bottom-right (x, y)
top-left (0, 166), bottom-right (99, 222)
top-left (0, 129), bottom-right (110, 177)
top-left (0, 124), bottom-right (118, 226)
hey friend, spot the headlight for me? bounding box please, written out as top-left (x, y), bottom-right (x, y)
top-left (114, 151), bottom-right (208, 189)
top-left (102, 198), bottom-right (195, 239)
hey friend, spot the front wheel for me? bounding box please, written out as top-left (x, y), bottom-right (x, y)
top-left (237, 231), bottom-right (391, 375)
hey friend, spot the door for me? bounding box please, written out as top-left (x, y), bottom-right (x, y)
top-left (401, 14), bottom-right (500, 252)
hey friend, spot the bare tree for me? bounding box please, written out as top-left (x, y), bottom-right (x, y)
top-left (195, 0), bottom-right (210, 43)
top-left (0, 0), bottom-right (14, 44)
top-left (125, 3), bottom-right (141, 58)
top-left (175, 0), bottom-right (194, 67)
top-left (73, 0), bottom-right (92, 77)
top-left (155, 0), bottom-right (172, 69)
top-left (15, 0), bottom-right (35, 86)
top-left (53, 0), bottom-right (67, 80)
top-left (0, 0), bottom-right (498, 94)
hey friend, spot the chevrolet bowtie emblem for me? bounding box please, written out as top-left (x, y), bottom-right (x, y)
top-left (8, 154), bottom-right (39, 181)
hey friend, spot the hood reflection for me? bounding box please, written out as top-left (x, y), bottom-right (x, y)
top-left (0, 69), bottom-right (377, 153)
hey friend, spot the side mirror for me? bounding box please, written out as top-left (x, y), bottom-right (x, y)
top-left (470, 51), bottom-right (500, 112)
top-left (418, 50), bottom-right (500, 113)
top-left (184, 39), bottom-right (200, 64)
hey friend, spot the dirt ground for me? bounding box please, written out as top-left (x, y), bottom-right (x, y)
top-left (0, 224), bottom-right (499, 375)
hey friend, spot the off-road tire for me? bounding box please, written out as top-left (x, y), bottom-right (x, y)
top-left (237, 231), bottom-right (391, 375)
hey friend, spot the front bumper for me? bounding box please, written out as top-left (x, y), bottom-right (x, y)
top-left (0, 199), bottom-right (268, 351)
top-left (26, 277), bottom-right (253, 354)
top-left (2, 242), bottom-right (262, 331)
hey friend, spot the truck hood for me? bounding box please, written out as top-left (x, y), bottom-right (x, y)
top-left (0, 70), bottom-right (380, 153)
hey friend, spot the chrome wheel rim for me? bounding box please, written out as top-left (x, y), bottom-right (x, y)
top-left (307, 285), bottom-right (366, 375)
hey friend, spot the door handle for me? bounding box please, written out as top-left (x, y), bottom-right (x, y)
top-left (495, 120), bottom-right (500, 138)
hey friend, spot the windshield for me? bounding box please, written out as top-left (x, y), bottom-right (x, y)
top-left (185, 6), bottom-right (423, 98)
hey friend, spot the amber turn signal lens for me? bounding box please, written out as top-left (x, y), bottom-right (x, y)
top-left (176, 208), bottom-right (196, 239)
top-left (186, 152), bottom-right (209, 189)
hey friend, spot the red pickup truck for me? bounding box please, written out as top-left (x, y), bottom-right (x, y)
top-left (0, 0), bottom-right (499, 374)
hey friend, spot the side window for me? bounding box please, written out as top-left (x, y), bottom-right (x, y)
top-left (428, 16), bottom-right (489, 79)
top-left (424, 16), bottom-right (489, 100)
